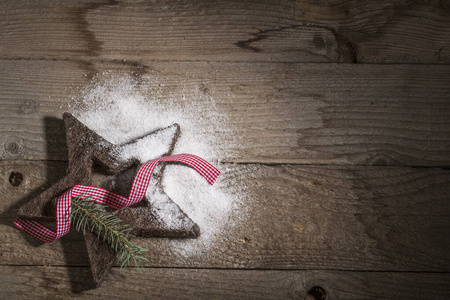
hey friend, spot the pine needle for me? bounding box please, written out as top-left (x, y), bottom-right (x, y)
top-left (71, 196), bottom-right (149, 270)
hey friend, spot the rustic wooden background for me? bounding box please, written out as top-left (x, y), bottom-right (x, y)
top-left (1, 0), bottom-right (449, 299)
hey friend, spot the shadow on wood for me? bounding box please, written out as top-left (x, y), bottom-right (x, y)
top-left (0, 116), bottom-right (96, 292)
top-left (0, 117), bottom-right (66, 234)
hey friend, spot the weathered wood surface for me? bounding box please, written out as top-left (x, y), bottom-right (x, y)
top-left (1, 161), bottom-right (449, 271)
top-left (1, 266), bottom-right (449, 300)
top-left (1, 60), bottom-right (449, 166)
top-left (1, 1), bottom-right (450, 298)
top-left (0, 0), bottom-right (449, 63)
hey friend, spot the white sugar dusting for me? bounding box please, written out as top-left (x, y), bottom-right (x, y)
top-left (119, 125), bottom-right (178, 163)
top-left (70, 74), bottom-right (246, 257)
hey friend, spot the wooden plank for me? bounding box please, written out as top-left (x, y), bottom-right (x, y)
top-left (1, 161), bottom-right (449, 271)
top-left (0, 0), bottom-right (449, 63)
top-left (1, 60), bottom-right (449, 165)
top-left (0, 266), bottom-right (448, 299)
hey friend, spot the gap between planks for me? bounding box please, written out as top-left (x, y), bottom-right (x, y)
top-left (2, 56), bottom-right (450, 66)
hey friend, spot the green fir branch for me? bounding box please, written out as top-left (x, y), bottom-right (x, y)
top-left (70, 196), bottom-right (149, 270)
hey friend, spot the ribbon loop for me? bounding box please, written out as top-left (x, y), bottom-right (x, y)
top-left (14, 154), bottom-right (219, 243)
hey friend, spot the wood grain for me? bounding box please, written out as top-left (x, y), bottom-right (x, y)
top-left (294, 0), bottom-right (450, 64)
top-left (2, 0), bottom-right (449, 297)
top-left (1, 161), bottom-right (449, 271)
top-left (0, 0), bottom-right (449, 63)
top-left (0, 266), bottom-right (449, 299)
top-left (1, 60), bottom-right (449, 165)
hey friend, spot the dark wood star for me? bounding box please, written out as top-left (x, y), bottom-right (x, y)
top-left (18, 113), bottom-right (199, 286)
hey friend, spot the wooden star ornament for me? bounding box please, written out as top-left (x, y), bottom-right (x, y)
top-left (17, 113), bottom-right (200, 286)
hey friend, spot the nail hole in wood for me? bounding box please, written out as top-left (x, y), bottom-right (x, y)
top-left (9, 171), bottom-right (23, 187)
top-left (305, 286), bottom-right (326, 300)
top-left (6, 142), bottom-right (20, 155)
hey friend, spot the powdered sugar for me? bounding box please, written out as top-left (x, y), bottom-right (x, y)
top-left (72, 75), bottom-right (236, 163)
top-left (71, 74), bottom-right (246, 257)
top-left (119, 124), bottom-right (178, 163)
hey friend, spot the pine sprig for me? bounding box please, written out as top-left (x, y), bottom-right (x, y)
top-left (71, 196), bottom-right (149, 269)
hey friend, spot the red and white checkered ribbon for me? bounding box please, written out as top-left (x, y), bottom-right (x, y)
top-left (14, 154), bottom-right (220, 243)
